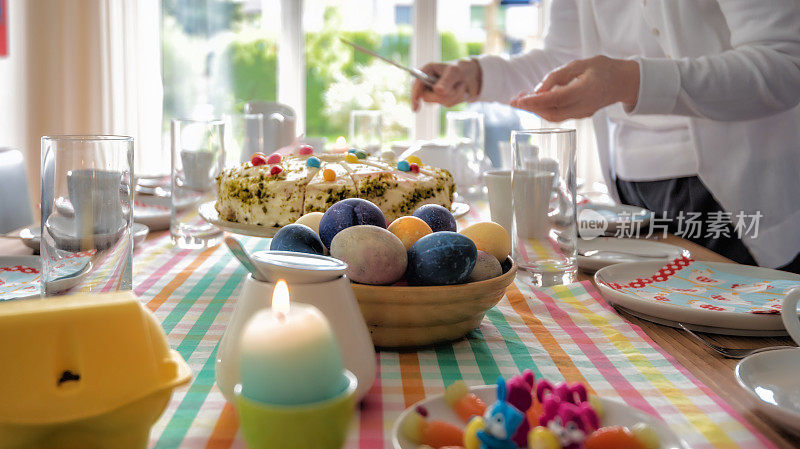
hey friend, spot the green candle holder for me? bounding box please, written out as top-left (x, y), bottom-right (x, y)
top-left (234, 370), bottom-right (358, 449)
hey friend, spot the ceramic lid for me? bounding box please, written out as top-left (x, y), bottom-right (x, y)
top-left (250, 251), bottom-right (348, 284)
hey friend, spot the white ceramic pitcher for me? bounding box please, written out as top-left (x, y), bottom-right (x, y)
top-left (245, 101), bottom-right (296, 153)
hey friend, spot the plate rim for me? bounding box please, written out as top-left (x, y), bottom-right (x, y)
top-left (735, 348), bottom-right (800, 434)
top-left (390, 384), bottom-right (689, 449)
top-left (595, 261), bottom-right (800, 331)
top-left (578, 237), bottom-right (690, 273)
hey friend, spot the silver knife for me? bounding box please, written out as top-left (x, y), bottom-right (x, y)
top-left (340, 38), bottom-right (438, 87)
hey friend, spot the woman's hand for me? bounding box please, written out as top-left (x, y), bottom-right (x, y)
top-left (411, 59), bottom-right (482, 111)
top-left (510, 56), bottom-right (640, 122)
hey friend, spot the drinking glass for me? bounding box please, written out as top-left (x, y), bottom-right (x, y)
top-left (446, 111), bottom-right (486, 195)
top-left (40, 135), bottom-right (133, 295)
top-left (224, 113), bottom-right (264, 165)
top-left (171, 119), bottom-right (225, 248)
top-left (511, 129), bottom-right (577, 286)
top-left (349, 110), bottom-right (382, 154)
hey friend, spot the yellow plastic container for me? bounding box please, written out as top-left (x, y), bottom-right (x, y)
top-left (0, 292), bottom-right (192, 449)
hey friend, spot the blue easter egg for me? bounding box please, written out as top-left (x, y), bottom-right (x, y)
top-left (319, 198), bottom-right (387, 248)
top-left (406, 232), bottom-right (477, 285)
top-left (306, 156), bottom-right (321, 168)
top-left (413, 204), bottom-right (457, 232)
top-left (348, 148), bottom-right (358, 154)
top-left (397, 160), bottom-right (410, 172)
top-left (269, 224), bottom-right (325, 255)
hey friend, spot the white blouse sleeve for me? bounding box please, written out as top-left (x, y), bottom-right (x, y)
top-left (630, 0), bottom-right (800, 121)
top-left (476, 0), bottom-right (582, 104)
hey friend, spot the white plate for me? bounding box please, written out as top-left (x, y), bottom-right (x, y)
top-left (200, 200), bottom-right (468, 238)
top-left (391, 384), bottom-right (688, 449)
top-left (579, 204), bottom-right (653, 234)
top-left (133, 194), bottom-right (199, 231)
top-left (596, 261), bottom-right (800, 334)
top-left (736, 348), bottom-right (800, 435)
top-left (19, 223), bottom-right (149, 252)
top-left (578, 238), bottom-right (690, 274)
top-left (451, 201), bottom-right (469, 219)
top-left (199, 201), bottom-right (279, 238)
top-left (0, 256), bottom-right (92, 300)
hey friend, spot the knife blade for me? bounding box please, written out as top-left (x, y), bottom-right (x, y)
top-left (339, 38), bottom-right (438, 87)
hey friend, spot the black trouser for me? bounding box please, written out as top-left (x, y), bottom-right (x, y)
top-left (615, 176), bottom-right (800, 274)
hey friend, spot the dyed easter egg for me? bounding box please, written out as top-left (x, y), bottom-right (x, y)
top-left (269, 224), bottom-right (325, 255)
top-left (345, 153), bottom-right (359, 163)
top-left (319, 198), bottom-right (387, 248)
top-left (251, 152), bottom-right (267, 166)
top-left (323, 168), bottom-right (336, 182)
top-left (330, 225), bottom-right (407, 285)
top-left (355, 150), bottom-right (367, 159)
top-left (467, 250), bottom-right (503, 282)
top-left (388, 216), bottom-right (432, 250)
top-left (413, 204), bottom-right (457, 233)
top-left (406, 232), bottom-right (477, 285)
top-left (406, 155), bottom-right (422, 165)
top-left (298, 145), bottom-right (314, 155)
top-left (459, 221), bottom-right (511, 262)
top-left (295, 212), bottom-right (324, 235)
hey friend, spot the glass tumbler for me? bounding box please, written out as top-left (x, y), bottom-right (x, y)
top-left (446, 111), bottom-right (486, 196)
top-left (40, 135), bottom-right (133, 295)
top-left (171, 119), bottom-right (225, 249)
top-left (511, 129), bottom-right (577, 286)
top-left (349, 110), bottom-right (382, 154)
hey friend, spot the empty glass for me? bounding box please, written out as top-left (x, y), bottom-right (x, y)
top-left (349, 110), bottom-right (382, 154)
top-left (40, 135), bottom-right (133, 295)
top-left (224, 113), bottom-right (264, 165)
top-left (170, 119), bottom-right (225, 249)
top-left (446, 111), bottom-right (485, 195)
top-left (511, 129), bottom-right (577, 286)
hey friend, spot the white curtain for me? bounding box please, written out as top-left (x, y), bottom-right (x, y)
top-left (99, 0), bottom-right (164, 175)
top-left (8, 0), bottom-right (163, 205)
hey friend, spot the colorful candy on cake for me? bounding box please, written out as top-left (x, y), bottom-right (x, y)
top-left (215, 146), bottom-right (455, 227)
top-left (266, 196), bottom-right (513, 286)
top-left (400, 371), bottom-right (660, 449)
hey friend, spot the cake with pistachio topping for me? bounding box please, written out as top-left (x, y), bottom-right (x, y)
top-left (215, 149), bottom-right (455, 227)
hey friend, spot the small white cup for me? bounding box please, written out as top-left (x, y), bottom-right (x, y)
top-left (781, 287), bottom-right (800, 345)
top-left (484, 170), bottom-right (512, 232)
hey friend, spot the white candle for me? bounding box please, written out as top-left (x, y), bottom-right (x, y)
top-left (238, 280), bottom-right (346, 405)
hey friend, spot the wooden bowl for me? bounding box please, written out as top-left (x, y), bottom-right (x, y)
top-left (350, 258), bottom-right (517, 348)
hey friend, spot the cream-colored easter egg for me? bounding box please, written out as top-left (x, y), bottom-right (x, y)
top-left (459, 221), bottom-right (511, 262)
top-left (295, 212), bottom-right (324, 235)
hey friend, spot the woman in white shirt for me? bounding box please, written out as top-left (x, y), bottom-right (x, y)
top-left (412, 0), bottom-right (800, 273)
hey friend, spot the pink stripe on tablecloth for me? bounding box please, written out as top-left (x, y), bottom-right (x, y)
top-left (134, 249), bottom-right (193, 296)
top-left (359, 358), bottom-right (384, 449)
top-left (530, 286), bottom-right (661, 416)
top-left (582, 281), bottom-right (778, 449)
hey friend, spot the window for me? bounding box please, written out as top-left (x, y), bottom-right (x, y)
top-left (160, 0), bottom-right (551, 147)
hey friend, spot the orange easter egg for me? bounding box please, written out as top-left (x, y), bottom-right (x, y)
top-left (323, 168), bottom-right (337, 182)
top-left (388, 216), bottom-right (433, 250)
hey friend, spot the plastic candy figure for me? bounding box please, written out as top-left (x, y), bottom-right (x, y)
top-left (538, 395), bottom-right (599, 449)
top-left (506, 370), bottom-right (536, 447)
top-left (476, 377), bottom-right (524, 449)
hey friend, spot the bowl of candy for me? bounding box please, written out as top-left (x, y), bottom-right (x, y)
top-left (392, 371), bottom-right (686, 449)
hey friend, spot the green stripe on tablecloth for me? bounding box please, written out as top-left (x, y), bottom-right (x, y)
top-left (466, 329), bottom-right (502, 384)
top-left (435, 344), bottom-right (462, 387)
top-left (153, 341), bottom-right (221, 449)
top-left (484, 307), bottom-right (543, 379)
top-left (155, 240), bottom-right (269, 447)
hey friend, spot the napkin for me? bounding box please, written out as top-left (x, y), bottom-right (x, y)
top-left (599, 256), bottom-right (800, 314)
